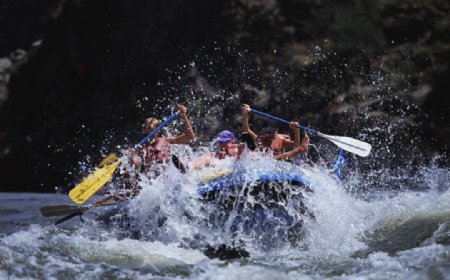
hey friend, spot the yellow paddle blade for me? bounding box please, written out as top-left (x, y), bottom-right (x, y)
top-left (69, 160), bottom-right (121, 204)
top-left (97, 153), bottom-right (118, 168)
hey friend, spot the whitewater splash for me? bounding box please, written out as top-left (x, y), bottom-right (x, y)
top-left (105, 148), bottom-right (319, 253)
top-left (87, 146), bottom-right (450, 260)
top-left (1, 145), bottom-right (449, 279)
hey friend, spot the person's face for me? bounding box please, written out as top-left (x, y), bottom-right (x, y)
top-left (218, 141), bottom-right (231, 149)
top-left (143, 125), bottom-right (152, 134)
top-left (143, 126), bottom-right (150, 134)
top-left (143, 120), bottom-right (160, 134)
top-left (143, 125), bottom-right (161, 140)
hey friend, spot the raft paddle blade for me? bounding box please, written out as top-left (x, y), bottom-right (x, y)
top-left (40, 204), bottom-right (91, 217)
top-left (318, 133), bottom-right (372, 157)
top-left (97, 153), bottom-right (118, 168)
top-left (69, 160), bottom-right (121, 204)
top-left (250, 108), bottom-right (372, 157)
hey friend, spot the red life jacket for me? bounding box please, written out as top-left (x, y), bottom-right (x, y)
top-left (141, 138), bottom-right (171, 174)
top-left (143, 145), bottom-right (170, 164)
top-left (215, 143), bottom-right (240, 159)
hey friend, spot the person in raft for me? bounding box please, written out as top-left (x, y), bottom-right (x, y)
top-left (240, 104), bottom-right (309, 160)
top-left (128, 104), bottom-right (194, 176)
top-left (191, 130), bottom-right (245, 169)
top-left (214, 130), bottom-right (245, 159)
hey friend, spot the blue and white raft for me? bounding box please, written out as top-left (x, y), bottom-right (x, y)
top-left (194, 167), bottom-right (314, 247)
top-left (96, 154), bottom-right (346, 252)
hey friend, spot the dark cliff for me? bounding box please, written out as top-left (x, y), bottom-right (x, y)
top-left (0, 0), bottom-right (449, 192)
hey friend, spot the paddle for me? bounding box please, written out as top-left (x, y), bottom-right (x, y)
top-left (97, 153), bottom-right (118, 168)
top-left (68, 112), bottom-right (180, 204)
top-left (41, 195), bottom-right (128, 225)
top-left (250, 109), bottom-right (372, 157)
top-left (69, 160), bottom-right (122, 204)
top-left (41, 195), bottom-right (127, 217)
top-left (40, 204), bottom-right (92, 217)
top-left (41, 204), bottom-right (96, 225)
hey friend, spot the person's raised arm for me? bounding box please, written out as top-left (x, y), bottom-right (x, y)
top-left (167, 104), bottom-right (195, 144)
top-left (291, 121), bottom-right (300, 148)
top-left (281, 121), bottom-right (300, 149)
top-left (241, 104), bottom-right (258, 142)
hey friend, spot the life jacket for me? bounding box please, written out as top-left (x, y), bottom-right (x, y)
top-left (215, 143), bottom-right (241, 159)
top-left (143, 145), bottom-right (170, 164)
top-left (141, 138), bottom-right (171, 174)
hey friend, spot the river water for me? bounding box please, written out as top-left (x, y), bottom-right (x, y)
top-left (1, 153), bottom-right (449, 279)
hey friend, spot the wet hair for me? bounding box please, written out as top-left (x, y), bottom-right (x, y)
top-left (307, 145), bottom-right (321, 164)
top-left (262, 119), bottom-right (279, 134)
top-left (262, 126), bottom-right (278, 133)
top-left (143, 117), bottom-right (161, 132)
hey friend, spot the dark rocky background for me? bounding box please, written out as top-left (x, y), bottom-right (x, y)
top-left (0, 0), bottom-right (449, 192)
